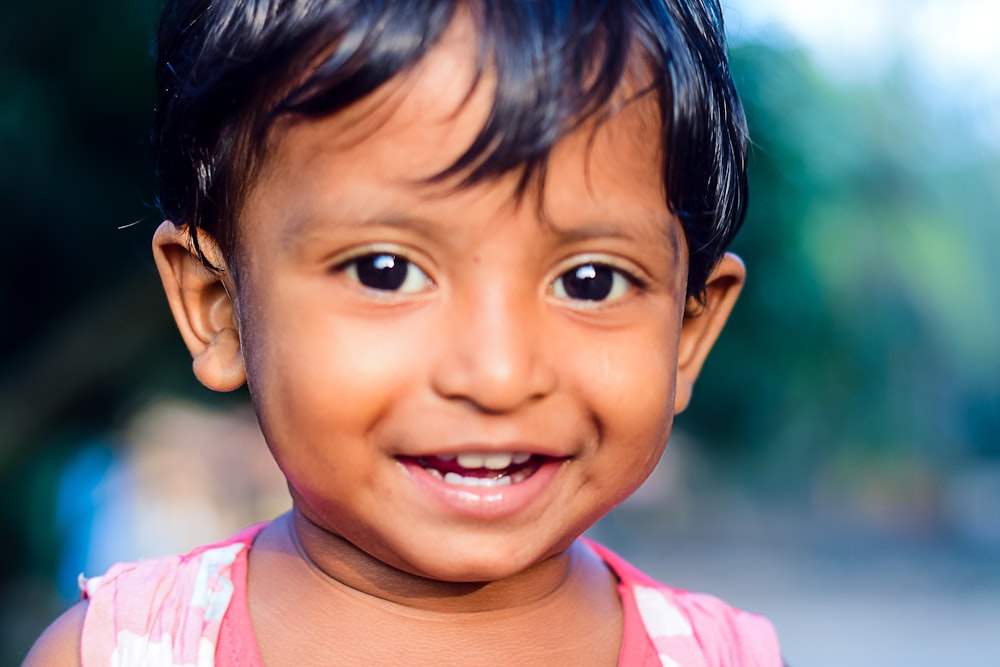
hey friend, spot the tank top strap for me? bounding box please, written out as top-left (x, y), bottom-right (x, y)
top-left (582, 538), bottom-right (783, 667)
top-left (80, 522), bottom-right (268, 666)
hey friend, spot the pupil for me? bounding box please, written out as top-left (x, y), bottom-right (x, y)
top-left (564, 265), bottom-right (613, 301)
top-left (357, 254), bottom-right (407, 290)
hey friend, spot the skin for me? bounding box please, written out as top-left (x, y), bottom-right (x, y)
top-left (23, 13), bottom-right (745, 666)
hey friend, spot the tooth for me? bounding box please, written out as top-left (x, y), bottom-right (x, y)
top-left (482, 453), bottom-right (513, 470)
top-left (467, 475), bottom-right (512, 488)
top-left (427, 468), bottom-right (443, 480)
top-left (440, 470), bottom-right (515, 488)
top-left (511, 469), bottom-right (535, 484)
top-left (456, 453), bottom-right (485, 469)
top-left (436, 454), bottom-right (456, 462)
top-left (512, 452), bottom-right (531, 465)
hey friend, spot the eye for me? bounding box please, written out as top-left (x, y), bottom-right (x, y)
top-left (552, 263), bottom-right (633, 303)
top-left (344, 253), bottom-right (432, 293)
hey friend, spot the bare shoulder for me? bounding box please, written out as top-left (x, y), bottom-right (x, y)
top-left (22, 600), bottom-right (88, 667)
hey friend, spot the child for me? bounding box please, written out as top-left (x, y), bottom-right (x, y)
top-left (27, 0), bottom-right (783, 664)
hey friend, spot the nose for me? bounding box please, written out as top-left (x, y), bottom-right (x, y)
top-left (430, 286), bottom-right (557, 413)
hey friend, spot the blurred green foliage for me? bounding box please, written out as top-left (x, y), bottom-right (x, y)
top-left (683, 42), bottom-right (1000, 492)
top-left (1, 2), bottom-right (998, 658)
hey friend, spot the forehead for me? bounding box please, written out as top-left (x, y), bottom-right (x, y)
top-left (242, 11), bottom-right (673, 257)
top-left (260, 9), bottom-right (665, 194)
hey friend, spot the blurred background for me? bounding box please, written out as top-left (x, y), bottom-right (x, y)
top-left (2, 0), bottom-right (998, 664)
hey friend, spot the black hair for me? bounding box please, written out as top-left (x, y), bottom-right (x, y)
top-left (155, 0), bottom-right (747, 299)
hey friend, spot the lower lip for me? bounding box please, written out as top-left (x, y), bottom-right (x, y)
top-left (397, 458), bottom-right (565, 520)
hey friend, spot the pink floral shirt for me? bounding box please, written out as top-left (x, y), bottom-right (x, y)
top-left (80, 524), bottom-right (781, 666)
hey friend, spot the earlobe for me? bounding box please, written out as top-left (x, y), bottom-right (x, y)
top-left (152, 220), bottom-right (247, 392)
top-left (673, 253), bottom-right (745, 414)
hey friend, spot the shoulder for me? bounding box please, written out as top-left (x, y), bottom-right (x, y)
top-left (636, 585), bottom-right (781, 657)
top-left (83, 522), bottom-right (265, 599)
top-left (29, 523), bottom-right (266, 667)
top-left (82, 525), bottom-right (263, 659)
top-left (583, 538), bottom-right (783, 666)
top-left (22, 601), bottom-right (88, 667)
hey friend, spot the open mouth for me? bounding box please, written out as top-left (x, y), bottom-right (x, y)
top-left (399, 452), bottom-right (548, 488)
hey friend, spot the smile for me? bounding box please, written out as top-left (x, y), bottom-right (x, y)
top-left (400, 452), bottom-right (546, 488)
top-left (396, 450), bottom-right (567, 519)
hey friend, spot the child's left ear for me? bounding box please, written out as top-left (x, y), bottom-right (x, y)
top-left (674, 252), bottom-right (745, 414)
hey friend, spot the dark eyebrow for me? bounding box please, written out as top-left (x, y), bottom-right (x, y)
top-left (281, 204), bottom-right (682, 260)
top-left (540, 215), bottom-right (681, 259)
top-left (281, 211), bottom-right (437, 252)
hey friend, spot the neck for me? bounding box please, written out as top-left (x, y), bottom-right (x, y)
top-left (284, 508), bottom-right (588, 615)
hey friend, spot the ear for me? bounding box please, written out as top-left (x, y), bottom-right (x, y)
top-left (152, 220), bottom-right (247, 392)
top-left (674, 252), bottom-right (745, 413)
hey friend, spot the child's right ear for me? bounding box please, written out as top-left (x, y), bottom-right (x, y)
top-left (152, 220), bottom-right (246, 392)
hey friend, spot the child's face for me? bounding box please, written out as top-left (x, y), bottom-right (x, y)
top-left (156, 21), bottom-right (742, 583)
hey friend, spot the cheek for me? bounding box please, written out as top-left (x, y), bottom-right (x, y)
top-left (576, 326), bottom-right (679, 479)
top-left (592, 328), bottom-right (677, 421)
top-left (238, 296), bottom-right (424, 458)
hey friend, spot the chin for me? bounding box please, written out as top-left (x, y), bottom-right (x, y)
top-left (396, 536), bottom-right (567, 584)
